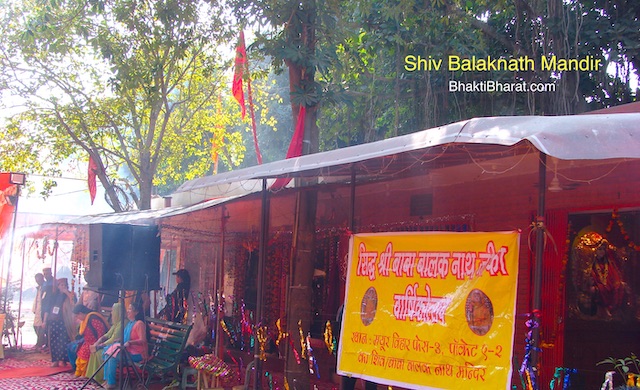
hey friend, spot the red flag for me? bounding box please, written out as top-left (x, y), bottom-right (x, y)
top-left (270, 106), bottom-right (306, 191)
top-left (0, 173), bottom-right (17, 240)
top-left (88, 156), bottom-right (97, 205)
top-left (232, 31), bottom-right (247, 119)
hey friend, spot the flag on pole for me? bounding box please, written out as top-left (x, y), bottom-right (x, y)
top-left (88, 156), bottom-right (98, 205)
top-left (270, 105), bottom-right (306, 191)
top-left (232, 31), bottom-right (247, 119)
top-left (232, 30), bottom-right (263, 164)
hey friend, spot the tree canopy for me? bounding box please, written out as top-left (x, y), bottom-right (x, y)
top-left (236, 0), bottom-right (639, 149)
top-left (314, 0), bottom-right (638, 148)
top-left (0, 0), bottom-right (251, 210)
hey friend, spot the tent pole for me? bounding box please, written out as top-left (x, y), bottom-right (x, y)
top-left (215, 205), bottom-right (226, 359)
top-left (3, 187), bottom-right (21, 312)
top-left (349, 165), bottom-right (356, 232)
top-left (532, 152), bottom-right (547, 369)
top-left (53, 225), bottom-right (59, 280)
top-left (16, 236), bottom-right (26, 349)
top-left (252, 178), bottom-right (269, 390)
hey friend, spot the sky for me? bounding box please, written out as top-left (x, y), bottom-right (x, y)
top-left (18, 174), bottom-right (113, 217)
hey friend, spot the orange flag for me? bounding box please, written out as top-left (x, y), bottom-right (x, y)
top-left (88, 156), bottom-right (98, 205)
top-left (232, 31), bottom-right (247, 119)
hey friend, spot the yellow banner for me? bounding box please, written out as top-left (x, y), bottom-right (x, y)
top-left (337, 231), bottom-right (520, 390)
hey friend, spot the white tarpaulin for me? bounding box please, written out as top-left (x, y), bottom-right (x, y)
top-left (174, 113), bottom-right (640, 201)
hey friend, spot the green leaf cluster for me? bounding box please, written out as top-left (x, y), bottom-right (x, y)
top-left (0, 0), bottom-right (251, 210)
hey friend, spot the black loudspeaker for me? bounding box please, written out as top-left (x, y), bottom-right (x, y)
top-left (86, 223), bottom-right (161, 291)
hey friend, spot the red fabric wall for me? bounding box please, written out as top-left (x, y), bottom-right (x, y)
top-left (0, 173), bottom-right (17, 240)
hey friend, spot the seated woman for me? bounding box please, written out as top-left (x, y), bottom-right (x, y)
top-left (85, 302), bottom-right (127, 383)
top-left (71, 304), bottom-right (109, 377)
top-left (102, 301), bottom-right (148, 390)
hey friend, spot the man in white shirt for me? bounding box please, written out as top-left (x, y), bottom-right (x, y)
top-left (32, 273), bottom-right (45, 349)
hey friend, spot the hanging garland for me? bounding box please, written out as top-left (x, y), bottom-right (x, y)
top-left (36, 237), bottom-right (58, 260)
top-left (606, 209), bottom-right (640, 251)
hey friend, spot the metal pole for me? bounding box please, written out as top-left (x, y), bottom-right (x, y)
top-left (349, 165), bottom-right (356, 233)
top-left (53, 225), bottom-right (59, 280)
top-left (16, 236), bottom-right (26, 349)
top-left (252, 179), bottom-right (269, 390)
top-left (3, 187), bottom-right (21, 312)
top-left (531, 153), bottom-right (547, 368)
top-left (214, 205), bottom-right (226, 359)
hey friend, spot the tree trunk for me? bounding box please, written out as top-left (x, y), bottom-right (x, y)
top-left (284, 2), bottom-right (318, 385)
top-left (285, 186), bottom-right (317, 390)
top-left (138, 151), bottom-right (153, 210)
top-left (284, 104), bottom-right (319, 390)
top-left (138, 175), bottom-right (152, 210)
top-left (101, 177), bottom-right (124, 213)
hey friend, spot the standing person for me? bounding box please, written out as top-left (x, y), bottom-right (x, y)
top-left (42, 267), bottom-right (54, 291)
top-left (40, 267), bottom-right (54, 350)
top-left (44, 278), bottom-right (76, 367)
top-left (102, 301), bottom-right (148, 390)
top-left (32, 273), bottom-right (45, 349)
top-left (159, 269), bottom-right (190, 323)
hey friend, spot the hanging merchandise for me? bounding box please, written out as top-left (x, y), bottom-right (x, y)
top-left (600, 371), bottom-right (615, 390)
top-left (188, 354), bottom-right (232, 378)
top-left (323, 320), bottom-right (336, 355)
top-left (256, 325), bottom-right (267, 361)
top-left (265, 371), bottom-right (274, 390)
top-left (298, 320), bottom-right (307, 360)
top-left (519, 311), bottom-right (541, 390)
top-left (306, 333), bottom-right (320, 378)
top-left (275, 318), bottom-right (287, 347)
top-left (549, 367), bottom-right (578, 390)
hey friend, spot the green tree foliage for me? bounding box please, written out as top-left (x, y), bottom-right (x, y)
top-left (0, 0), bottom-right (249, 210)
top-left (318, 0), bottom-right (639, 147)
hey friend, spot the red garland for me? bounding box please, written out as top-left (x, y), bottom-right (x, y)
top-left (606, 209), bottom-right (640, 251)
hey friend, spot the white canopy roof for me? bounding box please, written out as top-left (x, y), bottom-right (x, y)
top-left (23, 110), bottom-right (640, 227)
top-left (173, 113), bottom-right (640, 203)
